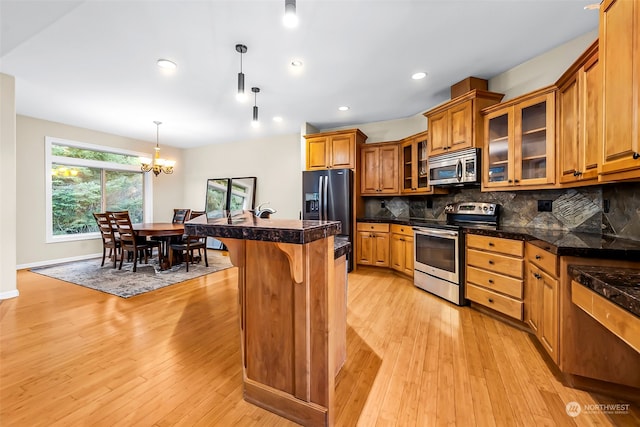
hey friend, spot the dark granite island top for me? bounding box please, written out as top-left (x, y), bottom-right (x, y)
top-left (568, 265), bottom-right (640, 317)
top-left (185, 210), bottom-right (341, 245)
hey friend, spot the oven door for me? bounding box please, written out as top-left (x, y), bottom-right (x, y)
top-left (429, 158), bottom-right (462, 185)
top-left (413, 227), bottom-right (459, 283)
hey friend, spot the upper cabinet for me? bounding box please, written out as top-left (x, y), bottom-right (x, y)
top-left (305, 129), bottom-right (367, 170)
top-left (482, 86), bottom-right (556, 190)
top-left (424, 90), bottom-right (504, 157)
top-left (599, 0), bottom-right (640, 182)
top-left (557, 40), bottom-right (600, 185)
top-left (361, 142), bottom-right (399, 195)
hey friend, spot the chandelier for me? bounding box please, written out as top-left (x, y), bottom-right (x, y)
top-left (140, 121), bottom-right (175, 176)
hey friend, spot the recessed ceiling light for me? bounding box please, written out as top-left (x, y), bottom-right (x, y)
top-left (338, 106), bottom-right (350, 111)
top-left (412, 72), bottom-right (427, 80)
top-left (291, 60), bottom-right (303, 67)
top-left (583, 3), bottom-right (600, 10)
top-left (157, 59), bottom-right (177, 69)
top-left (273, 116), bottom-right (283, 122)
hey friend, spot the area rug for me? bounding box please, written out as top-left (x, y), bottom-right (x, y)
top-left (31, 250), bottom-right (234, 298)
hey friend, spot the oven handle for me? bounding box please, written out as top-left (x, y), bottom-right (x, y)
top-left (456, 159), bottom-right (463, 182)
top-left (413, 227), bottom-right (458, 237)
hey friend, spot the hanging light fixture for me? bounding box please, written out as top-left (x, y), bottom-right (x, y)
top-left (140, 121), bottom-right (176, 176)
top-left (283, 0), bottom-right (298, 28)
top-left (251, 87), bottom-right (260, 127)
top-left (235, 44), bottom-right (248, 102)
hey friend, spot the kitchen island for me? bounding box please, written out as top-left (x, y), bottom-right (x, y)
top-left (185, 211), bottom-right (346, 427)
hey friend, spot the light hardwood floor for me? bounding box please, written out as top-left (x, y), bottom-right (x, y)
top-left (1, 261), bottom-right (638, 426)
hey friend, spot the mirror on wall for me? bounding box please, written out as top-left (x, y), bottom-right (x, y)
top-left (205, 178), bottom-right (231, 215)
top-left (205, 176), bottom-right (257, 216)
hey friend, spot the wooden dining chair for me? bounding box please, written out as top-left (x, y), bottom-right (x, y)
top-left (169, 234), bottom-right (208, 272)
top-left (172, 209), bottom-right (191, 224)
top-left (110, 211), bottom-right (162, 272)
top-left (93, 212), bottom-right (120, 268)
top-left (189, 210), bottom-right (205, 220)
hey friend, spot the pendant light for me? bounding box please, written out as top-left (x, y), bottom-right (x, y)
top-left (251, 87), bottom-right (260, 127)
top-left (235, 44), bottom-right (248, 102)
top-left (140, 121), bottom-right (175, 176)
top-left (283, 0), bottom-right (298, 28)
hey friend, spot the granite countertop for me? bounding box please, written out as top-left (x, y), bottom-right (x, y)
top-left (186, 211), bottom-right (341, 244)
top-left (334, 238), bottom-right (351, 259)
top-left (568, 265), bottom-right (640, 317)
top-left (357, 217), bottom-right (640, 260)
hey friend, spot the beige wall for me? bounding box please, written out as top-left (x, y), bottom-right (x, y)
top-left (182, 133), bottom-right (302, 220)
top-left (489, 29), bottom-right (598, 100)
top-left (1, 74), bottom-right (18, 299)
top-left (16, 115), bottom-right (184, 267)
top-left (319, 114), bottom-right (426, 144)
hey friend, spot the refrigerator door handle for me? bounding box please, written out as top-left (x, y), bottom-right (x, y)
top-left (317, 176), bottom-right (323, 220)
top-left (323, 175), bottom-right (328, 220)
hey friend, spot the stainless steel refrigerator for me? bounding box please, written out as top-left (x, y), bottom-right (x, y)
top-left (302, 169), bottom-right (353, 271)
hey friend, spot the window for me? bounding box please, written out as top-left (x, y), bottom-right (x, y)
top-left (45, 137), bottom-right (153, 243)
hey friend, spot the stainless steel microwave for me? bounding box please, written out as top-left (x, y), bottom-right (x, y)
top-left (428, 147), bottom-right (480, 186)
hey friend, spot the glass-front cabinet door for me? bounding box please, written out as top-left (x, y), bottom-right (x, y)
top-left (401, 132), bottom-right (431, 194)
top-left (485, 111), bottom-right (512, 186)
top-left (515, 92), bottom-right (555, 186)
top-left (482, 87), bottom-right (556, 189)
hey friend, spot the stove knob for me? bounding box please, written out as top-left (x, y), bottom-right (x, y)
top-left (483, 206), bottom-right (488, 211)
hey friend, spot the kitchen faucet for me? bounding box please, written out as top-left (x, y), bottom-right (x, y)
top-left (254, 202), bottom-right (276, 218)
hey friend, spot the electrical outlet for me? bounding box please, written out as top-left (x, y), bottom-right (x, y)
top-left (537, 200), bottom-right (552, 212)
top-left (426, 199), bottom-right (433, 209)
top-left (381, 200), bottom-right (386, 209)
top-left (603, 199), bottom-right (610, 213)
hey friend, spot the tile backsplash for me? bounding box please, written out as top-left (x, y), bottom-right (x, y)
top-left (363, 182), bottom-right (640, 241)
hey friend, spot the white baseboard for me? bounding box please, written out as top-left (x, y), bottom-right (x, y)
top-left (17, 252), bottom-right (102, 270)
top-left (0, 289), bottom-right (20, 300)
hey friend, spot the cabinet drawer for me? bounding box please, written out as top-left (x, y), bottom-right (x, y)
top-left (466, 283), bottom-right (523, 320)
top-left (467, 234), bottom-right (524, 257)
top-left (357, 223), bottom-right (390, 233)
top-left (466, 266), bottom-right (523, 299)
top-left (467, 249), bottom-right (524, 279)
top-left (390, 224), bottom-right (412, 236)
top-left (526, 244), bottom-right (557, 276)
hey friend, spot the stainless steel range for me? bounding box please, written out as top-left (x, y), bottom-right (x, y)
top-left (413, 202), bottom-right (499, 305)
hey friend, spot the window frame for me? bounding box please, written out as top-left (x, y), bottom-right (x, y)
top-left (45, 136), bottom-right (154, 243)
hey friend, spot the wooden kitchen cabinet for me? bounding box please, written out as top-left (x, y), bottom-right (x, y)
top-left (599, 0), bottom-right (640, 181)
top-left (400, 132), bottom-right (429, 193)
top-left (525, 242), bottom-right (559, 364)
top-left (482, 86), bottom-right (556, 190)
top-left (390, 224), bottom-right (413, 276)
top-left (360, 142), bottom-right (399, 195)
top-left (424, 90), bottom-right (504, 157)
top-left (557, 40), bottom-right (600, 186)
top-left (304, 128), bottom-right (367, 170)
top-left (356, 222), bottom-right (389, 266)
top-left (465, 234), bottom-right (525, 320)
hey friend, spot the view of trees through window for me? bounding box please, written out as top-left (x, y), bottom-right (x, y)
top-left (50, 143), bottom-right (144, 236)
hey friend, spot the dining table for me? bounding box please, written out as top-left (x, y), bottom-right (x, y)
top-left (133, 223), bottom-right (185, 270)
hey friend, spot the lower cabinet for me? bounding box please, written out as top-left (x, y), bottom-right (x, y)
top-left (524, 243), bottom-right (559, 364)
top-left (465, 234), bottom-right (525, 320)
top-left (390, 224), bottom-right (414, 277)
top-left (356, 222), bottom-right (389, 267)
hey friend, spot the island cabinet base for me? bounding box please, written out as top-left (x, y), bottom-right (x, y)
top-left (221, 236), bottom-right (341, 427)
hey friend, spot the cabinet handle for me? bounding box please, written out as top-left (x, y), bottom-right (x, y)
top-left (534, 273), bottom-right (541, 279)
top-left (488, 242), bottom-right (494, 247)
top-left (488, 298), bottom-right (494, 303)
top-left (488, 260), bottom-right (494, 265)
top-left (508, 180), bottom-right (513, 184)
top-left (514, 179), bottom-right (520, 183)
top-left (535, 255), bottom-right (541, 260)
top-left (633, 152), bottom-right (640, 160)
top-left (573, 170), bottom-right (582, 176)
top-left (488, 279), bottom-right (494, 284)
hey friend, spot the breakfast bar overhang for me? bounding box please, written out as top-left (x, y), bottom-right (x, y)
top-left (185, 212), bottom-right (347, 427)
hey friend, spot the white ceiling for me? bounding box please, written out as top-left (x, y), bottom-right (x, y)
top-left (0, 0), bottom-right (598, 148)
